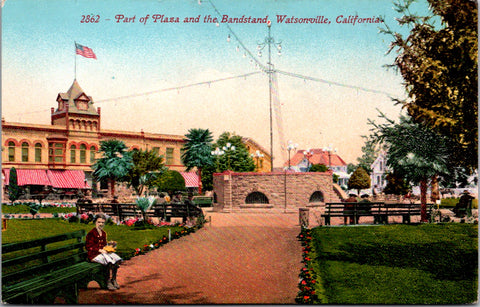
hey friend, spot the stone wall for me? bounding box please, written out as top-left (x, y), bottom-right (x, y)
top-left (213, 171), bottom-right (340, 212)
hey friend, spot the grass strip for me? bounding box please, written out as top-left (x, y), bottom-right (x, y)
top-left (310, 223), bottom-right (478, 304)
top-left (2, 219), bottom-right (187, 260)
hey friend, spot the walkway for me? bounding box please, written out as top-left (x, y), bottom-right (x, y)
top-left (78, 212), bottom-right (303, 304)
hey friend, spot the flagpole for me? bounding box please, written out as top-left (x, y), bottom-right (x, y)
top-left (74, 41), bottom-right (77, 80)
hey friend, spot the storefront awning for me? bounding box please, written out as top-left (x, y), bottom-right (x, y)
top-left (180, 171), bottom-right (199, 188)
top-left (16, 169), bottom-right (51, 186)
top-left (47, 170), bottom-right (89, 189)
top-left (2, 169), bottom-right (89, 189)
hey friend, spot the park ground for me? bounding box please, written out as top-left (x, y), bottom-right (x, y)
top-left (78, 212), bottom-right (303, 304)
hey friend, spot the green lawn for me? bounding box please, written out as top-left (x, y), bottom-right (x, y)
top-left (2, 204), bottom-right (76, 214)
top-left (308, 224), bottom-right (478, 304)
top-left (2, 219), bottom-right (186, 260)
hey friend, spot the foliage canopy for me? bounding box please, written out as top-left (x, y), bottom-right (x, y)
top-left (381, 0), bottom-right (478, 172)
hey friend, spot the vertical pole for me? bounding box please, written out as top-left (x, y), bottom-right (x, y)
top-left (284, 169), bottom-right (287, 213)
top-left (268, 23), bottom-right (274, 172)
top-left (74, 41), bottom-right (77, 80)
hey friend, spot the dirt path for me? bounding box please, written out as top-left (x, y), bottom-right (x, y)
top-left (78, 212), bottom-right (303, 304)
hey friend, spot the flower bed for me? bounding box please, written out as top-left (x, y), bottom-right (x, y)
top-left (129, 227), bottom-right (197, 259)
top-left (295, 228), bottom-right (325, 304)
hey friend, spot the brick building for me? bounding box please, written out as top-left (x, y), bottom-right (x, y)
top-left (212, 170), bottom-right (340, 212)
top-left (2, 79), bottom-right (271, 199)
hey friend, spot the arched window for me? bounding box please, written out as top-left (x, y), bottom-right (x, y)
top-left (245, 192), bottom-right (269, 204)
top-left (90, 146), bottom-right (96, 163)
top-left (80, 144), bottom-right (87, 163)
top-left (21, 142), bottom-right (29, 162)
top-left (8, 141), bottom-right (15, 161)
top-left (35, 143), bottom-right (42, 162)
top-left (309, 191), bottom-right (324, 203)
top-left (70, 145), bottom-right (77, 163)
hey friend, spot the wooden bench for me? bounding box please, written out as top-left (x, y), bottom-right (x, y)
top-left (322, 202), bottom-right (433, 225)
top-left (2, 230), bottom-right (108, 304)
top-left (152, 202), bottom-right (204, 222)
top-left (77, 202), bottom-right (141, 221)
top-left (76, 202), bottom-right (204, 223)
top-left (322, 202), bottom-right (384, 225)
top-left (373, 203), bottom-right (433, 224)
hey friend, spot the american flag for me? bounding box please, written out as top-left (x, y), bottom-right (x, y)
top-left (75, 43), bottom-right (97, 59)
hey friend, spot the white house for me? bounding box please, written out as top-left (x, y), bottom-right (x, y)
top-left (370, 151), bottom-right (389, 192)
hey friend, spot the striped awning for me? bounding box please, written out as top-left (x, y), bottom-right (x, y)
top-left (47, 170), bottom-right (89, 189)
top-left (2, 169), bottom-right (52, 186)
top-left (2, 169), bottom-right (89, 189)
top-left (180, 171), bottom-right (199, 188)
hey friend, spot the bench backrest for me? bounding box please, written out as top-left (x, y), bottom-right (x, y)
top-left (77, 202), bottom-right (203, 221)
top-left (2, 230), bottom-right (87, 285)
top-left (325, 202), bottom-right (385, 212)
top-left (152, 203), bottom-right (203, 218)
top-left (325, 202), bottom-right (432, 213)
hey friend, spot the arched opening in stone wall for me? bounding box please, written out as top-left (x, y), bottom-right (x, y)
top-left (309, 191), bottom-right (324, 203)
top-left (245, 192), bottom-right (269, 204)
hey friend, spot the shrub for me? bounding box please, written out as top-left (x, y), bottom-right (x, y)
top-left (155, 170), bottom-right (186, 193)
top-left (68, 215), bottom-right (79, 223)
top-left (348, 167), bottom-right (371, 194)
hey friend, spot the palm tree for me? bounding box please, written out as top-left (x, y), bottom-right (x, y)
top-left (369, 113), bottom-right (451, 222)
top-left (126, 149), bottom-right (165, 196)
top-left (92, 139), bottom-right (133, 200)
top-left (181, 128), bottom-right (214, 195)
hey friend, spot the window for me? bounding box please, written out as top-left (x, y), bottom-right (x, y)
top-left (152, 147), bottom-right (160, 156)
top-left (21, 142), bottom-right (29, 162)
top-left (70, 145), bottom-right (77, 163)
top-left (35, 143), bottom-right (42, 162)
top-left (8, 141), bottom-right (15, 161)
top-left (90, 146), bottom-right (96, 163)
top-left (49, 143), bottom-right (65, 163)
top-left (309, 191), bottom-right (324, 203)
top-left (166, 147), bottom-right (174, 165)
top-left (79, 144), bottom-right (86, 163)
top-left (245, 192), bottom-right (269, 204)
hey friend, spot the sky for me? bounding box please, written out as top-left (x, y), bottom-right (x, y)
top-left (1, 0), bottom-right (432, 166)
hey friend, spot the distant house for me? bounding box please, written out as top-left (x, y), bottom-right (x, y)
top-left (370, 151), bottom-right (389, 192)
top-left (284, 148), bottom-right (349, 186)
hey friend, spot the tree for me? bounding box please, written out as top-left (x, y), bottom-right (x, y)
top-left (310, 164), bottom-right (328, 172)
top-left (356, 138), bottom-right (379, 174)
top-left (348, 166), bottom-right (371, 195)
top-left (368, 113), bottom-right (451, 222)
top-left (92, 139), bottom-right (133, 200)
top-left (381, 0), bottom-right (477, 172)
top-left (200, 163), bottom-right (216, 192)
top-left (135, 196), bottom-right (156, 223)
top-left (203, 132), bottom-right (256, 190)
top-left (346, 163), bottom-right (357, 174)
top-left (214, 132), bottom-right (255, 173)
top-left (8, 167), bottom-right (22, 203)
top-left (181, 128), bottom-right (215, 195)
top-left (155, 169), bottom-right (186, 195)
top-left (126, 149), bottom-right (165, 196)
top-left (383, 172), bottom-right (411, 195)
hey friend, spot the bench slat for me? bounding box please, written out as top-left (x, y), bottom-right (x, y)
top-left (2, 251), bottom-right (88, 285)
top-left (2, 242), bottom-right (85, 268)
top-left (2, 230), bottom-right (85, 254)
top-left (3, 262), bottom-right (103, 301)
